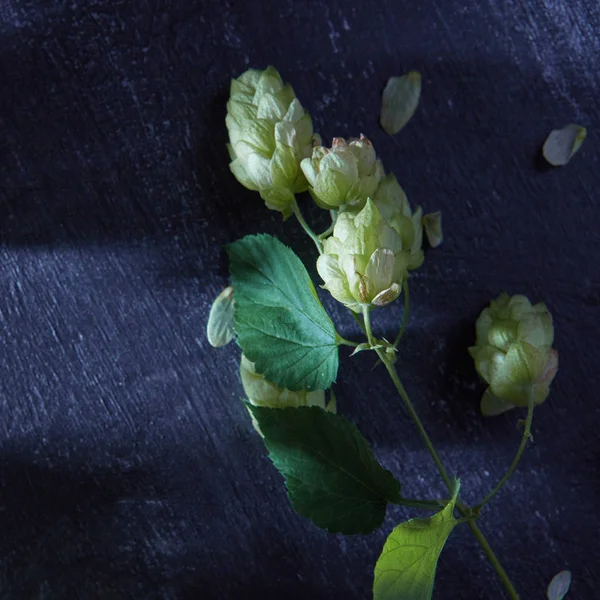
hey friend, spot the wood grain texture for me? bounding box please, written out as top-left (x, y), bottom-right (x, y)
top-left (0, 0), bottom-right (598, 598)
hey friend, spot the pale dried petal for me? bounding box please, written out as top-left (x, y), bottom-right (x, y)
top-left (206, 287), bottom-right (235, 347)
top-left (543, 124), bottom-right (586, 166)
top-left (380, 71), bottom-right (422, 135)
top-left (423, 211), bottom-right (443, 248)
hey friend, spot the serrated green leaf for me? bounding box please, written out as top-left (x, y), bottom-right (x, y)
top-left (373, 480), bottom-right (461, 600)
top-left (547, 570), bottom-right (572, 600)
top-left (227, 234), bottom-right (338, 391)
top-left (248, 405), bottom-right (402, 534)
top-left (380, 71), bottom-right (422, 135)
top-left (542, 124), bottom-right (586, 166)
top-left (206, 286), bottom-right (235, 347)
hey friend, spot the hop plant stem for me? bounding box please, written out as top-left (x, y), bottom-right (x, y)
top-left (294, 210), bottom-right (520, 600)
top-left (362, 305), bottom-right (377, 347)
top-left (376, 347), bottom-right (520, 600)
top-left (393, 280), bottom-right (410, 348)
top-left (475, 388), bottom-right (536, 511)
top-left (293, 204), bottom-right (323, 254)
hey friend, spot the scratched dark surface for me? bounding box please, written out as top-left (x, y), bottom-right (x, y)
top-left (0, 0), bottom-right (599, 598)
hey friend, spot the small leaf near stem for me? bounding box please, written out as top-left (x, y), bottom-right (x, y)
top-left (475, 386), bottom-right (536, 511)
top-left (293, 203), bottom-right (323, 254)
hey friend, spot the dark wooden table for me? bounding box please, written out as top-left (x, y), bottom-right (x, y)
top-left (1, 1), bottom-right (598, 598)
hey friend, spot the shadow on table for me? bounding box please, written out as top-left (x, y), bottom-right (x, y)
top-left (0, 41), bottom-right (564, 250)
top-left (0, 456), bottom-right (164, 599)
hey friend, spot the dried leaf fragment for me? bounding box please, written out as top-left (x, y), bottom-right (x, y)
top-left (542, 124), bottom-right (586, 166)
top-left (423, 211), bottom-right (443, 248)
top-left (206, 286), bottom-right (235, 347)
top-left (547, 570), bottom-right (572, 600)
top-left (380, 71), bottom-right (422, 135)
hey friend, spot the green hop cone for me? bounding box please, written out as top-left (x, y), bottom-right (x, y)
top-left (226, 66), bottom-right (315, 218)
top-left (300, 135), bottom-right (384, 210)
top-left (469, 293), bottom-right (559, 416)
top-left (240, 355), bottom-right (335, 435)
top-left (316, 198), bottom-right (419, 312)
top-left (373, 173), bottom-right (424, 270)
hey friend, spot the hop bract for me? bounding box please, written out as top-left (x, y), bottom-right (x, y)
top-left (317, 199), bottom-right (421, 312)
top-left (469, 293), bottom-right (558, 416)
top-left (373, 173), bottom-right (424, 270)
top-left (301, 135), bottom-right (384, 210)
top-left (240, 355), bottom-right (334, 435)
top-left (226, 66), bottom-right (314, 218)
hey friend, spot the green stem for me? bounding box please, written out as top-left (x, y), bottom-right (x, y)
top-left (318, 222), bottom-right (335, 239)
top-left (466, 521), bottom-right (520, 600)
top-left (475, 389), bottom-right (535, 510)
top-left (393, 280), bottom-right (411, 348)
top-left (336, 336), bottom-right (359, 348)
top-left (351, 310), bottom-right (367, 335)
top-left (376, 349), bottom-right (454, 491)
top-left (376, 349), bottom-right (520, 600)
top-left (362, 305), bottom-right (376, 347)
top-left (293, 204), bottom-right (323, 254)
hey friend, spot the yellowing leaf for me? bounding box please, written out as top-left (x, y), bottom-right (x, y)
top-left (373, 480), bottom-right (460, 600)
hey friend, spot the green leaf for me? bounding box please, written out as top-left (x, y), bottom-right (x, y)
top-left (248, 404), bottom-right (402, 534)
top-left (542, 124), bottom-right (586, 166)
top-left (228, 234), bottom-right (338, 391)
top-left (547, 570), bottom-right (572, 600)
top-left (373, 480), bottom-right (461, 600)
top-left (206, 286), bottom-right (235, 348)
top-left (380, 71), bottom-right (422, 135)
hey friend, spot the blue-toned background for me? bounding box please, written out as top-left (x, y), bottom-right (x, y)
top-left (0, 1), bottom-right (598, 598)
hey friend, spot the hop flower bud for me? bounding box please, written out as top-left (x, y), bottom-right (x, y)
top-left (240, 355), bottom-right (335, 434)
top-left (316, 199), bottom-right (414, 312)
top-left (226, 66), bottom-right (314, 218)
top-left (469, 293), bottom-right (559, 416)
top-left (373, 174), bottom-right (424, 270)
top-left (300, 135), bottom-right (384, 210)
